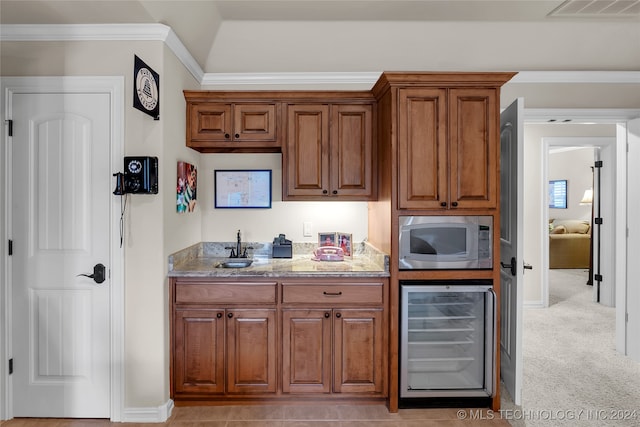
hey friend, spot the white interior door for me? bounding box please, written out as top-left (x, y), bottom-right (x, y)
top-left (11, 92), bottom-right (111, 417)
top-left (626, 117), bottom-right (640, 361)
top-left (499, 98), bottom-right (524, 405)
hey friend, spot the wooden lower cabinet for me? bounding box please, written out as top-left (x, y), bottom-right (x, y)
top-left (174, 309), bottom-right (225, 395)
top-left (282, 308), bottom-right (383, 395)
top-left (226, 308), bottom-right (277, 394)
top-left (170, 278), bottom-right (387, 402)
top-left (282, 309), bottom-right (331, 393)
top-left (333, 309), bottom-right (383, 394)
top-left (173, 307), bottom-right (277, 396)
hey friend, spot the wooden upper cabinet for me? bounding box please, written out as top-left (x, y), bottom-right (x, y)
top-left (284, 104), bottom-right (330, 197)
top-left (449, 88), bottom-right (498, 209)
top-left (284, 103), bottom-right (375, 200)
top-left (397, 86), bottom-right (499, 210)
top-left (398, 88), bottom-right (447, 209)
top-left (186, 99), bottom-right (279, 152)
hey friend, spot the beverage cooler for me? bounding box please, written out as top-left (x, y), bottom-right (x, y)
top-left (400, 280), bottom-right (496, 407)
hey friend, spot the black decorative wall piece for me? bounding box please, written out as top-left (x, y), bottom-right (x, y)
top-left (133, 55), bottom-right (160, 120)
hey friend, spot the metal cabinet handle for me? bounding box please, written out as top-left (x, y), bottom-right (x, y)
top-left (324, 312), bottom-right (330, 318)
top-left (224, 133), bottom-right (230, 139)
top-left (451, 201), bottom-right (458, 207)
top-left (440, 202), bottom-right (447, 207)
top-left (335, 312), bottom-right (341, 318)
top-left (332, 190), bottom-right (338, 195)
top-left (323, 291), bottom-right (343, 296)
top-left (322, 189), bottom-right (328, 194)
top-left (227, 312), bottom-right (233, 318)
top-left (235, 133), bottom-right (240, 138)
top-left (217, 312), bottom-right (222, 319)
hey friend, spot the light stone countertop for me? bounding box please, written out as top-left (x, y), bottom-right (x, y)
top-left (168, 241), bottom-right (389, 278)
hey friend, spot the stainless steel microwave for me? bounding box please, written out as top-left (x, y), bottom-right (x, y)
top-left (398, 216), bottom-right (492, 270)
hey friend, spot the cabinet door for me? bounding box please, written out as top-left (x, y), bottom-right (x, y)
top-left (398, 88), bottom-right (448, 209)
top-left (284, 104), bottom-right (330, 197)
top-left (186, 102), bottom-right (279, 150)
top-left (449, 88), bottom-right (498, 209)
top-left (187, 103), bottom-right (232, 144)
top-left (226, 309), bottom-right (277, 394)
top-left (174, 309), bottom-right (225, 394)
top-left (282, 309), bottom-right (331, 393)
top-left (330, 104), bottom-right (375, 199)
top-left (333, 309), bottom-right (384, 394)
top-left (233, 103), bottom-right (278, 142)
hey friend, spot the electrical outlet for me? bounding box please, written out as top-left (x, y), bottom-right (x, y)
top-left (303, 221), bottom-right (312, 237)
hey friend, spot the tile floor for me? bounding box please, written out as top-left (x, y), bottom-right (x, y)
top-left (1, 404), bottom-right (512, 426)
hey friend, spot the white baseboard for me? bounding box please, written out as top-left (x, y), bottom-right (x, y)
top-left (122, 399), bottom-right (174, 423)
top-left (524, 301), bottom-right (545, 309)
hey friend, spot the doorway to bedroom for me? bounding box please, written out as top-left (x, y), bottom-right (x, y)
top-left (547, 145), bottom-right (595, 299)
top-left (543, 135), bottom-right (616, 308)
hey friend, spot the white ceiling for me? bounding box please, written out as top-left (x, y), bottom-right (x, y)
top-left (2, 0), bottom-right (639, 74)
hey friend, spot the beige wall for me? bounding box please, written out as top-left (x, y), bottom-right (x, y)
top-left (1, 39), bottom-right (201, 408)
top-left (502, 83), bottom-right (640, 109)
top-left (207, 21), bottom-right (640, 73)
top-left (199, 153), bottom-right (369, 243)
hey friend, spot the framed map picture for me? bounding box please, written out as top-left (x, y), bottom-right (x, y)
top-left (214, 169), bottom-right (272, 208)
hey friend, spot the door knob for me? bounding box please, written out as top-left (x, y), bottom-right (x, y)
top-left (77, 263), bottom-right (106, 284)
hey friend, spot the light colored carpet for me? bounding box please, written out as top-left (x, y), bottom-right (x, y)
top-left (502, 269), bottom-right (640, 426)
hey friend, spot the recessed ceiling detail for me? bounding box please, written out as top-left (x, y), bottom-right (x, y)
top-left (549, 0), bottom-right (640, 17)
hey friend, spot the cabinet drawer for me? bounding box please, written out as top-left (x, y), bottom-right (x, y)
top-left (176, 282), bottom-right (277, 304)
top-left (282, 283), bottom-right (383, 305)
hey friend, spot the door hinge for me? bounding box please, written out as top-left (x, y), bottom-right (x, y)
top-left (595, 274), bottom-right (603, 282)
top-left (594, 160), bottom-right (603, 168)
top-left (8, 239), bottom-right (13, 256)
top-left (595, 218), bottom-right (603, 225)
top-left (8, 358), bottom-right (13, 375)
top-left (5, 119), bottom-right (13, 137)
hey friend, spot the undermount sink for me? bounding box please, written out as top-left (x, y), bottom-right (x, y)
top-left (216, 259), bottom-right (253, 268)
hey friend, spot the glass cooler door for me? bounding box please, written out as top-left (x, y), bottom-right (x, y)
top-left (400, 283), bottom-right (495, 398)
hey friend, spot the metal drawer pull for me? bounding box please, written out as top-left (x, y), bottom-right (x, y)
top-left (323, 291), bottom-right (343, 296)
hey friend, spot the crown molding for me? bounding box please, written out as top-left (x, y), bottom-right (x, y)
top-left (0, 24), bottom-right (204, 83)
top-left (200, 70), bottom-right (640, 87)
top-left (200, 71), bottom-right (382, 87)
top-left (524, 108), bottom-right (640, 123)
top-left (2, 24), bottom-right (639, 87)
top-left (511, 71), bottom-right (640, 84)
top-left (0, 23), bottom-right (170, 41)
